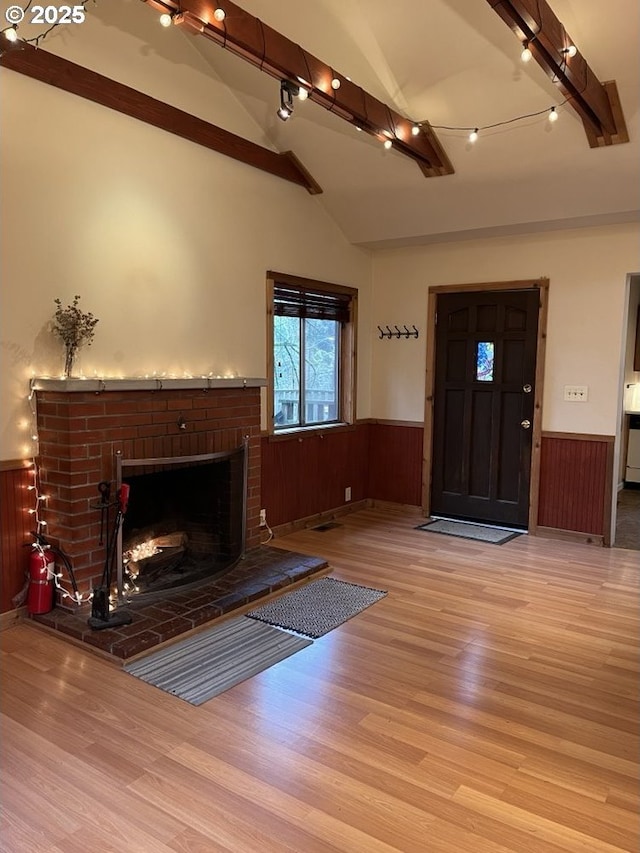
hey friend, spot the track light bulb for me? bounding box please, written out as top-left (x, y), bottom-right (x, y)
top-left (411, 124), bottom-right (421, 136)
top-left (521, 43), bottom-right (532, 62)
top-left (297, 87), bottom-right (309, 101)
top-left (383, 139), bottom-right (393, 150)
top-left (548, 106), bottom-right (559, 122)
top-left (278, 107), bottom-right (292, 121)
top-left (5, 25), bottom-right (18, 42)
top-left (563, 44), bottom-right (577, 58)
top-left (213, 7), bottom-right (226, 22)
top-left (469, 128), bottom-right (479, 143)
top-left (159, 13), bottom-right (172, 27)
top-left (331, 77), bottom-right (341, 90)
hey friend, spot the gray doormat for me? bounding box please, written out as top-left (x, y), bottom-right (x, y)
top-left (416, 518), bottom-right (522, 545)
top-left (123, 617), bottom-right (312, 705)
top-left (247, 577), bottom-right (387, 638)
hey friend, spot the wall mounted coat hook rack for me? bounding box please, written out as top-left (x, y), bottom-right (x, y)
top-left (378, 325), bottom-right (419, 340)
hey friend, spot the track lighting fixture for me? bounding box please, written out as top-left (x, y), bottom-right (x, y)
top-left (4, 25), bottom-right (19, 42)
top-left (411, 124), bottom-right (421, 136)
top-left (331, 77), bottom-right (341, 90)
top-left (561, 44), bottom-right (577, 58)
top-left (275, 79), bottom-right (310, 121)
top-left (383, 139), bottom-right (393, 150)
top-left (159, 12), bottom-right (172, 27)
top-left (278, 79), bottom-right (299, 121)
top-left (213, 7), bottom-right (226, 22)
top-left (521, 41), bottom-right (532, 62)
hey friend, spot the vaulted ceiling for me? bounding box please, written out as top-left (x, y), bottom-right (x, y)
top-left (8, 0), bottom-right (640, 248)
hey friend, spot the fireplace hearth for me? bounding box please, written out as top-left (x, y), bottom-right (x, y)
top-left (32, 544), bottom-right (330, 659)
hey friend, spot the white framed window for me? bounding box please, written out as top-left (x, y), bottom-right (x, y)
top-left (266, 272), bottom-right (357, 433)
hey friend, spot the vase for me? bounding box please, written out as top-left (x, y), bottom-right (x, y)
top-left (64, 347), bottom-right (77, 379)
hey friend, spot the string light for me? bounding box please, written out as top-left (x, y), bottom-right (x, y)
top-left (0, 0), bottom-right (574, 172)
top-left (25, 379), bottom-right (92, 606)
top-left (433, 98), bottom-right (569, 138)
top-left (155, 4), bottom-right (574, 152)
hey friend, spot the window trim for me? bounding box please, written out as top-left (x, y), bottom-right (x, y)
top-left (266, 271), bottom-right (357, 436)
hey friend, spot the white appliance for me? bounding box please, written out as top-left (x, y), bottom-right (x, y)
top-left (626, 414), bottom-right (640, 484)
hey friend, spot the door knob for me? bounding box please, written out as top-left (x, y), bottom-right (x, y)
top-left (523, 384), bottom-right (532, 393)
top-left (521, 419), bottom-right (531, 429)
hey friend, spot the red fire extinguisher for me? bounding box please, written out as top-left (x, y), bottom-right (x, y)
top-left (27, 545), bottom-right (55, 615)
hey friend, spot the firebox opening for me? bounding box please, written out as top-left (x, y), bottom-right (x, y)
top-left (117, 446), bottom-right (246, 600)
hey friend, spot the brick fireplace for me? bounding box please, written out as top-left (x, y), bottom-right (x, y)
top-left (33, 378), bottom-right (264, 607)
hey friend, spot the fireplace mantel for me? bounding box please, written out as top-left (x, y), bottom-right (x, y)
top-left (32, 377), bottom-right (266, 393)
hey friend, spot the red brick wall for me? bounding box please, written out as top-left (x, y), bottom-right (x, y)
top-left (35, 387), bottom-right (261, 603)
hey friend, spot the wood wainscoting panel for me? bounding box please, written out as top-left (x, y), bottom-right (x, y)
top-left (261, 424), bottom-right (370, 528)
top-left (368, 421), bottom-right (423, 507)
top-left (0, 464), bottom-right (32, 612)
top-left (538, 432), bottom-right (614, 542)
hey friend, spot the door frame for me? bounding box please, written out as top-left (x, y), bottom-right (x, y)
top-left (422, 278), bottom-right (549, 533)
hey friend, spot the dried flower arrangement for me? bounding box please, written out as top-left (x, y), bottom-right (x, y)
top-left (52, 295), bottom-right (99, 378)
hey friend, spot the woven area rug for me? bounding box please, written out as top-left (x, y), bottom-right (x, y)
top-left (123, 617), bottom-right (312, 705)
top-left (247, 577), bottom-right (387, 639)
top-left (416, 518), bottom-right (522, 545)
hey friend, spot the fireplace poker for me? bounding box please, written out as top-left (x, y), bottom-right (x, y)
top-left (96, 480), bottom-right (111, 546)
top-left (88, 483), bottom-right (133, 631)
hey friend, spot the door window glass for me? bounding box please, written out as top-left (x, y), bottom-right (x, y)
top-left (476, 341), bottom-right (494, 381)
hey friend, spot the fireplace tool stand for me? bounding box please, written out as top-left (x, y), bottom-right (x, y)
top-left (88, 483), bottom-right (133, 631)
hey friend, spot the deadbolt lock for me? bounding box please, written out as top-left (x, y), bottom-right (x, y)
top-left (521, 419), bottom-right (531, 429)
top-left (523, 384), bottom-right (532, 393)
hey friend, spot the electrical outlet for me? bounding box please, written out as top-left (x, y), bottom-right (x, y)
top-left (564, 385), bottom-right (589, 402)
top-left (345, 486), bottom-right (352, 502)
top-left (259, 509), bottom-right (267, 527)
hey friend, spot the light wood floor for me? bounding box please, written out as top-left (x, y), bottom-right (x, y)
top-left (2, 505), bottom-right (639, 852)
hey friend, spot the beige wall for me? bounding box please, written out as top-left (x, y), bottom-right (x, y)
top-left (371, 225), bottom-right (640, 435)
top-left (0, 8), bottom-right (372, 460)
top-left (3, 3), bottom-right (639, 462)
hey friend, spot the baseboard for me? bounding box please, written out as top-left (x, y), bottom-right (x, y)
top-left (270, 499), bottom-right (370, 538)
top-left (535, 526), bottom-right (605, 547)
top-left (0, 606), bottom-right (26, 631)
top-left (369, 499), bottom-right (423, 516)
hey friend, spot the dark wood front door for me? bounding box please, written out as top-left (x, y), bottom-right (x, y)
top-left (430, 289), bottom-right (540, 528)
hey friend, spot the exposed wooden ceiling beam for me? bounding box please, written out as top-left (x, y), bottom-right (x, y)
top-left (141, 0), bottom-right (455, 178)
top-left (486, 0), bottom-right (628, 147)
top-left (0, 38), bottom-right (322, 193)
